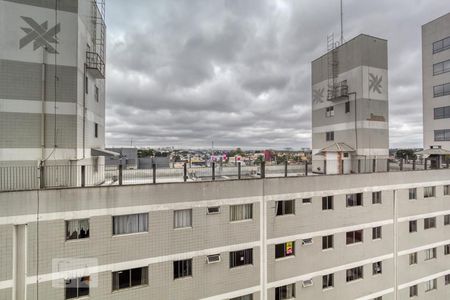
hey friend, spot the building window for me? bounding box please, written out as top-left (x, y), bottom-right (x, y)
top-left (66, 219), bottom-right (89, 240)
top-left (372, 261), bottom-right (382, 275)
top-left (326, 106), bottom-right (335, 117)
top-left (372, 226), bottom-right (382, 240)
top-left (424, 186), bottom-right (436, 198)
top-left (446, 274), bottom-right (450, 285)
top-left (409, 285), bottom-right (418, 297)
top-left (425, 279), bottom-right (437, 292)
top-left (275, 284), bottom-right (295, 300)
top-left (444, 185), bottom-right (450, 196)
top-left (434, 106), bottom-right (450, 119)
top-left (326, 131), bottom-right (334, 141)
top-left (112, 213), bottom-right (148, 235)
top-left (174, 209), bottom-right (192, 228)
top-left (94, 123), bottom-right (98, 138)
top-left (433, 59), bottom-right (450, 76)
top-left (445, 215), bottom-right (450, 226)
top-left (425, 248), bottom-right (437, 260)
top-left (346, 193), bottom-right (363, 207)
top-left (112, 267), bottom-right (148, 290)
top-left (433, 36), bottom-right (450, 54)
top-left (424, 217), bottom-right (436, 229)
top-left (409, 220), bottom-right (417, 233)
top-left (445, 244), bottom-right (450, 255)
top-left (95, 85), bottom-right (99, 102)
top-left (409, 188), bottom-right (417, 200)
top-left (345, 101), bottom-right (350, 113)
top-left (302, 198), bottom-right (312, 204)
top-left (230, 249), bottom-right (253, 268)
top-left (433, 82), bottom-right (450, 97)
top-left (346, 230), bottom-right (363, 245)
top-left (346, 266), bottom-right (363, 282)
top-left (276, 200), bottom-right (295, 216)
top-left (372, 191), bottom-right (382, 204)
top-left (409, 252), bottom-right (418, 265)
top-left (322, 273), bottom-right (334, 289)
top-left (207, 206), bottom-right (220, 214)
top-left (435, 129), bottom-right (450, 141)
top-left (174, 259), bottom-right (192, 279)
top-left (322, 196), bottom-right (333, 210)
top-left (275, 241), bottom-right (295, 258)
top-left (65, 276), bottom-right (89, 299)
top-left (230, 204), bottom-right (253, 221)
top-left (322, 235), bottom-right (334, 250)
top-left (230, 295), bottom-right (253, 300)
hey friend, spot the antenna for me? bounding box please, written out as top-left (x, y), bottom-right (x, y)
top-left (340, 0), bottom-right (344, 45)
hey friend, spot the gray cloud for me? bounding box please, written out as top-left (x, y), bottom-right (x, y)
top-left (105, 0), bottom-right (448, 149)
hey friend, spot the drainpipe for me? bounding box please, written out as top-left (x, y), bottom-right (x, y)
top-left (41, 48), bottom-right (47, 163)
top-left (83, 64), bottom-right (87, 159)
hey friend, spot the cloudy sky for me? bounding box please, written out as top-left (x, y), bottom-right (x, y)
top-left (105, 0), bottom-right (448, 149)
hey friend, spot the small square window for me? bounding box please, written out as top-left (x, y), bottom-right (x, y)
top-left (424, 186), bottom-right (435, 198)
top-left (174, 259), bottom-right (192, 279)
top-left (409, 252), bottom-right (417, 265)
top-left (424, 217), bottom-right (436, 230)
top-left (372, 191), bottom-right (382, 204)
top-left (445, 215), bottom-right (450, 226)
top-left (444, 185), bottom-right (450, 196)
top-left (275, 242), bottom-right (295, 259)
top-left (425, 248), bottom-right (437, 260)
top-left (322, 196), bottom-right (333, 210)
top-left (174, 209), bottom-right (192, 228)
top-left (445, 274), bottom-right (450, 285)
top-left (409, 285), bottom-right (418, 297)
top-left (276, 200), bottom-right (295, 216)
top-left (409, 188), bottom-right (417, 200)
top-left (345, 101), bottom-right (350, 113)
top-left (207, 206), bottom-right (220, 214)
top-left (322, 235), bottom-right (334, 250)
top-left (445, 244), bottom-right (450, 255)
top-left (372, 226), bottom-right (382, 240)
top-left (302, 198), bottom-right (312, 204)
top-left (372, 261), bottom-right (382, 275)
top-left (322, 273), bottom-right (334, 289)
top-left (409, 220), bottom-right (417, 233)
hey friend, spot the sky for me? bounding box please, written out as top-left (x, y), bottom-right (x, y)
top-left (104, 0), bottom-right (449, 150)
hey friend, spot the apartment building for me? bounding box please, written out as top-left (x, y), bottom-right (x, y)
top-left (311, 34), bottom-right (389, 174)
top-left (1, 169), bottom-right (450, 300)
top-left (0, 0), bottom-right (107, 169)
top-left (422, 13), bottom-right (450, 151)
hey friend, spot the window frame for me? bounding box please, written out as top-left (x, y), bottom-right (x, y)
top-left (372, 226), bottom-right (382, 240)
top-left (409, 188), bottom-right (417, 200)
top-left (66, 219), bottom-right (90, 241)
top-left (409, 220), bottom-right (417, 233)
top-left (275, 241), bottom-right (295, 259)
top-left (112, 213), bottom-right (148, 236)
top-left (173, 259), bottom-right (192, 279)
top-left (230, 204), bottom-right (253, 222)
top-left (445, 244), bottom-right (450, 255)
top-left (409, 285), bottom-right (418, 297)
top-left (94, 123), bottom-right (98, 138)
top-left (346, 193), bottom-right (363, 207)
top-left (409, 252), bottom-right (418, 265)
top-left (346, 266), bottom-right (363, 282)
top-left (424, 186), bottom-right (436, 198)
top-left (434, 106), bottom-right (450, 120)
top-left (434, 129), bottom-right (450, 141)
top-left (322, 196), bottom-right (333, 210)
top-left (424, 217), bottom-right (436, 230)
top-left (425, 278), bottom-right (437, 292)
top-left (322, 235), bottom-right (334, 250)
top-left (326, 131), bottom-right (335, 142)
top-left (275, 283), bottom-right (296, 300)
top-left (112, 267), bottom-right (148, 291)
top-left (346, 230), bottom-right (363, 245)
top-left (322, 273), bottom-right (334, 289)
top-left (230, 248), bottom-right (253, 268)
top-left (425, 247), bottom-right (437, 260)
top-left (174, 209), bottom-right (193, 229)
top-left (433, 36), bottom-right (450, 54)
top-left (65, 276), bottom-right (90, 299)
top-left (444, 185), bottom-right (450, 196)
top-left (276, 200), bottom-right (295, 216)
top-left (372, 261), bottom-right (382, 275)
top-left (372, 191), bottom-right (382, 204)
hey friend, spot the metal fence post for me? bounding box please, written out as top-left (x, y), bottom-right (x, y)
top-left (284, 160), bottom-right (288, 177)
top-left (260, 161), bottom-right (265, 178)
top-left (238, 162), bottom-right (241, 180)
top-left (212, 162), bottom-right (215, 181)
top-left (424, 159), bottom-right (428, 170)
top-left (413, 160), bottom-right (416, 171)
top-left (118, 164), bottom-right (123, 186)
top-left (39, 164), bottom-right (45, 189)
top-left (81, 165), bottom-right (86, 187)
top-left (304, 161), bottom-right (308, 176)
top-left (152, 163), bottom-right (156, 184)
top-left (183, 163), bottom-right (187, 182)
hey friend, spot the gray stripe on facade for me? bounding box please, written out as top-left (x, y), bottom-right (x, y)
top-left (3, 0), bottom-right (77, 13)
top-left (0, 59), bottom-right (78, 103)
top-left (312, 128), bottom-right (390, 150)
top-left (311, 34), bottom-right (388, 85)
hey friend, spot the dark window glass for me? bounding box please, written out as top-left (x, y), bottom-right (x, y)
top-left (346, 230), bottom-right (363, 244)
top-left (434, 106), bottom-right (450, 119)
top-left (275, 242), bottom-right (295, 258)
top-left (372, 226), bottom-right (382, 240)
top-left (94, 123), bottom-right (98, 138)
top-left (276, 200), bottom-right (295, 216)
top-left (66, 219), bottom-right (89, 240)
top-left (345, 101), bottom-right (350, 113)
top-left (112, 267), bottom-right (148, 290)
top-left (346, 193), bottom-right (363, 207)
top-left (230, 249), bottom-right (253, 268)
top-left (174, 259), bottom-right (192, 279)
top-left (322, 273), bottom-right (334, 289)
top-left (322, 235), bottom-right (334, 249)
top-left (435, 129), bottom-right (450, 141)
top-left (409, 220), bottom-right (417, 233)
top-left (322, 196), bottom-right (333, 210)
top-left (326, 131), bottom-right (334, 141)
top-left (275, 284), bottom-right (295, 300)
top-left (346, 266), bottom-right (363, 282)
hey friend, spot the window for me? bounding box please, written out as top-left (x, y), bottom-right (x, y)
top-left (434, 106), bottom-right (450, 119)
top-left (409, 285), bottom-right (418, 297)
top-left (372, 226), bottom-right (382, 240)
top-left (425, 248), bottom-right (437, 260)
top-left (112, 267), bottom-right (148, 290)
top-left (173, 259), bottom-right (192, 279)
top-left (445, 244), bottom-right (450, 255)
top-left (322, 196), bottom-right (333, 210)
top-left (95, 85), bottom-right (99, 102)
top-left (409, 252), bottom-right (417, 265)
top-left (94, 123), bottom-right (98, 138)
top-left (276, 200), bottom-right (295, 216)
top-left (275, 284), bottom-right (295, 300)
top-left (174, 209), bottom-right (192, 228)
top-left (424, 186), bottom-right (436, 198)
top-left (433, 59), bottom-right (450, 75)
top-left (409, 220), bottom-right (417, 233)
top-left (346, 230), bottom-right (363, 245)
top-left (326, 106), bottom-right (335, 117)
top-left (446, 274), bottom-right (450, 285)
top-left (230, 204), bottom-right (253, 221)
top-left (435, 129), bottom-right (450, 141)
top-left (346, 266), bottom-right (363, 282)
top-left (230, 295), bottom-right (253, 300)
top-left (322, 235), bottom-right (334, 250)
top-left (433, 83), bottom-right (450, 97)
top-left (326, 131), bottom-right (334, 141)
top-left (372, 261), bottom-right (382, 275)
top-left (409, 188), bottom-right (417, 200)
top-left (346, 193), bottom-right (363, 207)
top-left (372, 191), bottom-right (382, 204)
top-left (425, 279), bottom-right (437, 292)
top-left (230, 249), bottom-right (253, 268)
top-left (275, 241), bottom-right (295, 258)
top-left (345, 101), bottom-right (350, 113)
top-left (85, 76), bottom-right (88, 94)
top-left (445, 185), bottom-right (450, 196)
top-left (445, 215), bottom-right (450, 226)
top-left (424, 217), bottom-right (436, 229)
top-left (322, 273), bottom-right (334, 289)
top-left (65, 276), bottom-right (89, 299)
top-left (433, 36), bottom-right (450, 54)
top-left (302, 198), bottom-right (311, 204)
top-left (112, 213), bottom-right (148, 235)
top-left (66, 219), bottom-right (89, 240)
top-left (207, 206), bottom-right (220, 214)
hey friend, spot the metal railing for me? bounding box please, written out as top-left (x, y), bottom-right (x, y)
top-left (1, 158), bottom-right (449, 192)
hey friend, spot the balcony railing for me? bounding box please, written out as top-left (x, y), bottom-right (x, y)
top-left (328, 81), bottom-right (349, 101)
top-left (86, 51), bottom-right (105, 79)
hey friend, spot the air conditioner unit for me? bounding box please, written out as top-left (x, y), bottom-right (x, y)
top-left (302, 279), bottom-right (314, 287)
top-left (206, 254), bottom-right (221, 264)
top-left (302, 238), bottom-right (313, 245)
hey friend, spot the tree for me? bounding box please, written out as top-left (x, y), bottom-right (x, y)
top-left (395, 149), bottom-right (417, 160)
top-left (138, 149), bottom-right (154, 158)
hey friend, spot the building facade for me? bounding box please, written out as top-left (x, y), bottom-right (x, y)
top-left (422, 13), bottom-right (450, 151)
top-left (0, 170), bottom-right (450, 300)
top-left (311, 34), bottom-right (389, 174)
top-left (0, 0), bottom-right (106, 167)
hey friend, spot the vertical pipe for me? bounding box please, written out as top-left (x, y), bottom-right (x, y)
top-left (284, 160), bottom-right (288, 177)
top-left (238, 162), bottom-right (241, 180)
top-left (413, 160), bottom-right (416, 171)
top-left (118, 164), bottom-right (123, 186)
top-left (393, 190), bottom-right (399, 300)
top-left (152, 163), bottom-right (156, 184)
top-left (81, 165), bottom-right (86, 187)
top-left (41, 49), bottom-right (46, 163)
top-left (183, 163), bottom-right (187, 182)
top-left (212, 162), bottom-right (215, 181)
top-left (424, 159), bottom-right (428, 170)
top-left (304, 161), bottom-right (308, 176)
top-left (372, 159), bottom-right (376, 173)
top-left (260, 161), bottom-right (265, 179)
